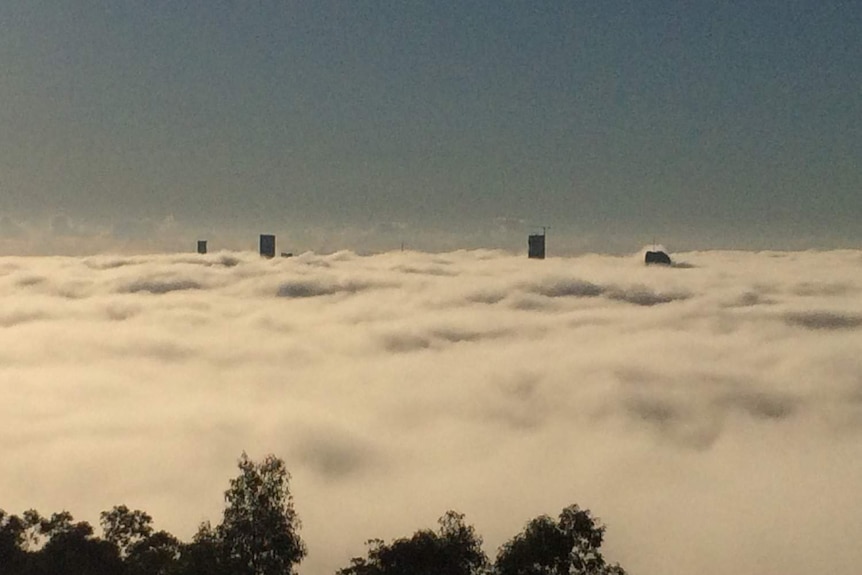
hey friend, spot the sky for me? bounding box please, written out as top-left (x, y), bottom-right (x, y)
top-left (3, 248), bottom-right (862, 575)
top-left (1, 1), bottom-right (860, 254)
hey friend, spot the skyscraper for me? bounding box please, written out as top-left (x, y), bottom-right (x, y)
top-left (528, 234), bottom-right (545, 259)
top-left (260, 234), bottom-right (276, 258)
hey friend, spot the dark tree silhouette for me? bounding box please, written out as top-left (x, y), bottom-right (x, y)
top-left (494, 505), bottom-right (626, 575)
top-left (2, 454), bottom-right (306, 575)
top-left (35, 514), bottom-right (124, 575)
top-left (337, 510), bottom-right (488, 575)
top-left (100, 505), bottom-right (154, 558)
top-left (125, 530), bottom-right (183, 575)
top-left (4, 458), bottom-right (629, 575)
top-left (217, 452), bottom-right (306, 575)
top-left (0, 509), bottom-right (29, 573)
top-left (174, 521), bottom-right (229, 575)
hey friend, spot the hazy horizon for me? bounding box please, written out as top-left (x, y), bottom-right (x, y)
top-left (1, 216), bottom-right (859, 259)
top-left (1, 2), bottom-right (860, 252)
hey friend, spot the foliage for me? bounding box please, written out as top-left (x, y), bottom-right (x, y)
top-left (100, 505), bottom-right (155, 558)
top-left (337, 510), bottom-right (488, 575)
top-left (0, 509), bottom-right (28, 572)
top-left (34, 513), bottom-right (124, 575)
top-left (174, 521), bottom-right (228, 575)
top-left (217, 452), bottom-right (307, 575)
top-left (2, 455), bottom-right (629, 575)
top-left (125, 530), bottom-right (183, 575)
top-left (0, 453), bottom-right (307, 575)
top-left (494, 504), bottom-right (626, 575)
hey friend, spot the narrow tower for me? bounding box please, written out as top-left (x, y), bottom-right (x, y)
top-left (528, 226), bottom-right (548, 259)
top-left (259, 234), bottom-right (276, 258)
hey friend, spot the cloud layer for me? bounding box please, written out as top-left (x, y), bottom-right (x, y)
top-left (2, 249), bottom-right (862, 574)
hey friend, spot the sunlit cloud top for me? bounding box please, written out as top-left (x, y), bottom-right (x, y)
top-left (2, 248), bottom-right (862, 574)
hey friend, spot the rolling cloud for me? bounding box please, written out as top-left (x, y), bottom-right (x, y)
top-left (2, 249), bottom-right (862, 575)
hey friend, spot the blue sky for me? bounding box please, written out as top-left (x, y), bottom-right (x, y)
top-left (1, 1), bottom-right (859, 253)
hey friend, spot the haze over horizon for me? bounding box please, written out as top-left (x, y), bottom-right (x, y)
top-left (1, 2), bottom-right (860, 255)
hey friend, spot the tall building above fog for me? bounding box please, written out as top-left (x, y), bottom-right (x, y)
top-left (528, 233), bottom-right (546, 259)
top-left (260, 234), bottom-right (276, 258)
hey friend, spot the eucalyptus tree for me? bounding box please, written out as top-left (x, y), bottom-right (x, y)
top-left (218, 452), bottom-right (306, 575)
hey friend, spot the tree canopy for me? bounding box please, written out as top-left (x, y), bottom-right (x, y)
top-left (218, 452), bottom-right (306, 575)
top-left (494, 504), bottom-right (626, 575)
top-left (1, 454), bottom-right (626, 575)
top-left (337, 510), bottom-right (488, 575)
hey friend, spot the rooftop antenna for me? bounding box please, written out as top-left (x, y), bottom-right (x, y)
top-left (529, 225), bottom-right (550, 238)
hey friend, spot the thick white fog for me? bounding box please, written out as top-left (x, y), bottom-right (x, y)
top-left (2, 249), bottom-right (862, 574)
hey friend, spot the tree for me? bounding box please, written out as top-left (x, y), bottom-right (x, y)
top-left (176, 521), bottom-right (229, 575)
top-left (125, 530), bottom-right (182, 575)
top-left (338, 510), bottom-right (488, 575)
top-left (217, 452), bottom-right (306, 575)
top-left (100, 505), bottom-right (154, 558)
top-left (37, 510), bottom-right (76, 538)
top-left (1, 508), bottom-right (62, 575)
top-left (437, 511), bottom-right (490, 575)
top-left (36, 513), bottom-right (123, 575)
top-left (494, 505), bottom-right (626, 575)
top-left (0, 509), bottom-right (28, 574)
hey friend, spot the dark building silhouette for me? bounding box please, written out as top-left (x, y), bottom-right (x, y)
top-left (645, 250), bottom-right (672, 265)
top-left (260, 234), bottom-right (276, 258)
top-left (197, 240), bottom-right (207, 254)
top-left (528, 234), bottom-right (546, 259)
